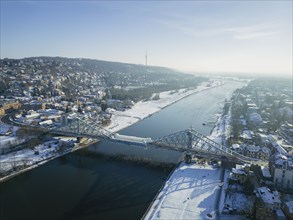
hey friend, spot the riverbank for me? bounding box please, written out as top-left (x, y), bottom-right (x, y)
top-left (143, 114), bottom-right (229, 220)
top-left (0, 80), bottom-right (223, 183)
top-left (105, 80), bottom-right (223, 133)
top-left (0, 137), bottom-right (97, 183)
top-left (142, 81), bottom-right (245, 219)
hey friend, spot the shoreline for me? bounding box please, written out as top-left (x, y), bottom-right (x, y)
top-left (0, 138), bottom-right (97, 183)
top-left (142, 82), bottom-right (245, 220)
top-left (106, 80), bottom-right (224, 133)
top-left (0, 80), bottom-right (223, 183)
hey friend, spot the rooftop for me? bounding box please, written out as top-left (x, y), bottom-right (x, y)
top-left (285, 201), bottom-right (293, 214)
top-left (257, 187), bottom-right (281, 205)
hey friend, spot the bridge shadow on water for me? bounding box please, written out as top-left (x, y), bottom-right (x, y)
top-left (58, 149), bottom-right (174, 220)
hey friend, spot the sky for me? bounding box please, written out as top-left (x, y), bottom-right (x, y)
top-left (1, 1), bottom-right (292, 76)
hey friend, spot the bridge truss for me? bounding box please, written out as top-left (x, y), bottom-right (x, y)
top-left (151, 128), bottom-right (258, 164)
top-left (48, 116), bottom-right (261, 164)
top-left (51, 116), bottom-right (113, 139)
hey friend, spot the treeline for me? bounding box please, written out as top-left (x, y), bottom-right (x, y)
top-left (110, 77), bottom-right (206, 102)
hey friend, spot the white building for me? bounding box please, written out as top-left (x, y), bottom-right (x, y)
top-left (270, 154), bottom-right (293, 190)
top-left (243, 145), bottom-right (271, 160)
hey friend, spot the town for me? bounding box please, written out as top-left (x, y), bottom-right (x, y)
top-left (0, 56), bottom-right (206, 176)
top-left (0, 57), bottom-right (292, 220)
top-left (221, 79), bottom-right (293, 219)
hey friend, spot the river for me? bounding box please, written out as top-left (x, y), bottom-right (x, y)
top-left (0, 80), bottom-right (246, 220)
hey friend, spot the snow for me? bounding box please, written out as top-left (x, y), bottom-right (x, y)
top-left (223, 191), bottom-right (254, 214)
top-left (219, 169), bottom-right (230, 213)
top-left (0, 123), bottom-right (24, 148)
top-left (0, 123), bottom-right (18, 135)
top-left (208, 110), bottom-right (231, 145)
top-left (285, 201), bottom-right (293, 214)
top-left (143, 80), bottom-right (253, 220)
top-left (261, 166), bottom-right (272, 178)
top-left (0, 138), bottom-right (76, 178)
top-left (106, 81), bottom-right (223, 133)
top-left (0, 81), bottom-right (223, 181)
top-left (257, 187), bottom-right (281, 205)
top-left (144, 163), bottom-right (222, 220)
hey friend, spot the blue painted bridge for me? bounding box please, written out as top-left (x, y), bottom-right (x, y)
top-left (47, 115), bottom-right (262, 164)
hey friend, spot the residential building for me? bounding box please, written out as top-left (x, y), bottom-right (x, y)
top-left (255, 187), bottom-right (281, 220)
top-left (270, 154), bottom-right (293, 191)
top-left (283, 201), bottom-right (293, 220)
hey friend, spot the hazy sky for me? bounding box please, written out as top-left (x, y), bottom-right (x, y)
top-left (1, 1), bottom-right (292, 75)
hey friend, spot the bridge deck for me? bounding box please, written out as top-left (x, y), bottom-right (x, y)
top-left (48, 117), bottom-right (264, 165)
top-left (111, 134), bottom-right (152, 146)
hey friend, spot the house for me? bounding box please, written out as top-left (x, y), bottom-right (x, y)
top-left (255, 187), bottom-right (281, 220)
top-left (248, 112), bottom-right (263, 126)
top-left (270, 154), bottom-right (293, 191)
top-left (280, 123), bottom-right (293, 145)
top-left (283, 201), bottom-right (293, 220)
top-left (230, 164), bottom-right (249, 184)
top-left (0, 99), bottom-right (21, 115)
top-left (231, 143), bottom-right (241, 152)
top-left (274, 209), bottom-right (286, 220)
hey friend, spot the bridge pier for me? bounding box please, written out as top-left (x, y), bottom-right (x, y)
top-left (185, 152), bottom-right (192, 164)
top-left (77, 137), bottom-right (82, 143)
top-left (221, 160), bottom-right (237, 168)
top-left (185, 128), bottom-right (193, 164)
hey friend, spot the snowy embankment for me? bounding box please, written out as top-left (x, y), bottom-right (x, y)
top-left (0, 137), bottom-right (92, 182)
top-left (0, 122), bottom-right (25, 148)
top-left (144, 102), bottom-right (231, 220)
top-left (106, 81), bottom-right (223, 133)
top-left (0, 140), bottom-right (61, 173)
top-left (0, 81), bottom-right (222, 181)
top-left (144, 163), bottom-right (222, 220)
top-left (209, 110), bottom-right (231, 145)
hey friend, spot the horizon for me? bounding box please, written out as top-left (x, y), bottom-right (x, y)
top-left (1, 1), bottom-right (292, 76)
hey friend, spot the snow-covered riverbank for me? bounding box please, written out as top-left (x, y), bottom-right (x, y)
top-left (143, 112), bottom-right (229, 220)
top-left (144, 163), bottom-right (222, 220)
top-left (143, 86), bottom-right (240, 220)
top-left (106, 81), bottom-right (223, 133)
top-left (0, 80), bottom-right (224, 182)
top-left (0, 137), bottom-right (96, 182)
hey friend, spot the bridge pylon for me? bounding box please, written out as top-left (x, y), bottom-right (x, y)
top-left (185, 128), bottom-right (193, 164)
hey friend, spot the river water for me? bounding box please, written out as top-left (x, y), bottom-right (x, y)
top-left (0, 80), bottom-right (245, 220)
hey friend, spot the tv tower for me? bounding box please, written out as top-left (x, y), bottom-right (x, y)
top-left (145, 50), bottom-right (148, 66)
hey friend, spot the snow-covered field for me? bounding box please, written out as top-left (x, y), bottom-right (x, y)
top-left (0, 140), bottom-right (60, 173)
top-left (144, 163), bottom-right (222, 220)
top-left (0, 123), bottom-right (23, 148)
top-left (106, 81), bottom-right (223, 133)
top-left (223, 190), bottom-right (254, 214)
top-left (0, 137), bottom-right (77, 181)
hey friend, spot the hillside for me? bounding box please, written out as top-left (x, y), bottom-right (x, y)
top-left (0, 57), bottom-right (206, 101)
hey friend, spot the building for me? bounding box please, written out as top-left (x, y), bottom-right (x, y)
top-left (255, 187), bottom-right (281, 220)
top-left (243, 145), bottom-right (271, 160)
top-left (283, 201), bottom-right (293, 220)
top-left (230, 164), bottom-right (249, 184)
top-left (280, 123), bottom-right (293, 145)
top-left (248, 112), bottom-right (263, 126)
top-left (270, 154), bottom-right (293, 191)
top-left (0, 100), bottom-right (21, 116)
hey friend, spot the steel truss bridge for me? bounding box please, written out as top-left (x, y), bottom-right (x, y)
top-left (48, 116), bottom-right (261, 164)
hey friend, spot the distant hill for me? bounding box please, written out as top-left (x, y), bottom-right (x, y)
top-left (0, 57), bottom-right (206, 101)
